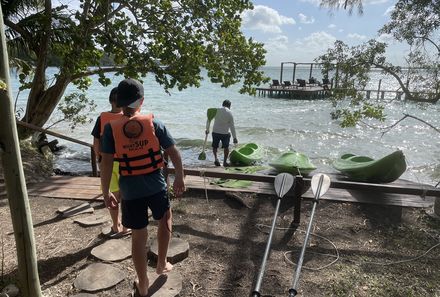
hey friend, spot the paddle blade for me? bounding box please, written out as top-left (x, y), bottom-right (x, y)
top-left (274, 173), bottom-right (295, 198)
top-left (311, 173), bottom-right (331, 198)
top-left (207, 108), bottom-right (217, 121)
top-left (198, 151), bottom-right (206, 160)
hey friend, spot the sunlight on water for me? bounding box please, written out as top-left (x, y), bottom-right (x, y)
top-left (9, 67), bottom-right (440, 185)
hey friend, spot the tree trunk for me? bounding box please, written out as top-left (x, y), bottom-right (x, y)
top-left (0, 8), bottom-right (43, 297)
top-left (19, 77), bottom-right (70, 138)
top-left (372, 63), bottom-right (414, 100)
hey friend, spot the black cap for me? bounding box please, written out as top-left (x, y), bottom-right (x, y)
top-left (117, 78), bottom-right (144, 107)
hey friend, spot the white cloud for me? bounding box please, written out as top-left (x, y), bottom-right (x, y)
top-left (383, 5), bottom-right (394, 16)
top-left (377, 33), bottom-right (394, 43)
top-left (241, 5), bottom-right (295, 33)
top-left (298, 13), bottom-right (315, 24)
top-left (301, 31), bottom-right (337, 48)
top-left (338, 28), bottom-right (344, 33)
top-left (347, 33), bottom-right (368, 40)
top-left (263, 31), bottom-right (337, 65)
top-left (265, 35), bottom-right (289, 51)
top-left (328, 24), bottom-right (337, 29)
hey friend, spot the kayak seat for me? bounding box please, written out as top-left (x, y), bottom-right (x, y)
top-left (239, 147), bottom-right (255, 154)
top-left (247, 143), bottom-right (259, 150)
top-left (348, 156), bottom-right (374, 162)
top-left (340, 153), bottom-right (356, 159)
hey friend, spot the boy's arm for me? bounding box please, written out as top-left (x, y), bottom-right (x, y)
top-left (230, 114), bottom-right (237, 142)
top-left (164, 144), bottom-right (185, 198)
top-left (93, 137), bottom-right (101, 161)
top-left (100, 153), bottom-right (118, 209)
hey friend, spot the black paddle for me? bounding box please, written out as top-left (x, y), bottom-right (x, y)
top-left (251, 173), bottom-right (295, 297)
top-left (288, 173), bottom-right (331, 297)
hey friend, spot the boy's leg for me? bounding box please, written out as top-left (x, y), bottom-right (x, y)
top-left (156, 209), bottom-right (173, 274)
top-left (108, 206), bottom-right (120, 232)
top-left (132, 227), bottom-right (149, 296)
top-left (212, 133), bottom-right (221, 166)
top-left (223, 147), bottom-right (230, 166)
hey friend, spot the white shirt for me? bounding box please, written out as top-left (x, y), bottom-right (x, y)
top-left (207, 107), bottom-right (237, 139)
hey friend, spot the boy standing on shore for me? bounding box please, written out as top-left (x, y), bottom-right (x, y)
top-left (99, 78), bottom-right (185, 297)
top-left (91, 87), bottom-right (130, 237)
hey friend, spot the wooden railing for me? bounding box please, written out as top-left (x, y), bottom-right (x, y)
top-left (17, 121), bottom-right (97, 177)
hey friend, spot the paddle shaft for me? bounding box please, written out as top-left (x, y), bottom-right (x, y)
top-left (201, 132), bottom-right (209, 152)
top-left (289, 175), bottom-right (324, 297)
top-left (251, 197), bottom-right (282, 297)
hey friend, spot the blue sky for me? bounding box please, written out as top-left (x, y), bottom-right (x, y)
top-left (241, 0), bottom-right (407, 66)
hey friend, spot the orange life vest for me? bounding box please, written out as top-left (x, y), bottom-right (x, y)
top-left (110, 113), bottom-right (164, 176)
top-left (100, 111), bottom-right (124, 136)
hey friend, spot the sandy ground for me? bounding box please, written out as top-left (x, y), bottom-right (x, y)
top-left (1, 187), bottom-right (440, 297)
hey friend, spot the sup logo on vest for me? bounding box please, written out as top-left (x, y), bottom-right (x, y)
top-left (123, 120), bottom-right (143, 138)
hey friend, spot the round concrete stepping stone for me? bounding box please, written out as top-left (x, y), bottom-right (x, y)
top-left (74, 263), bottom-right (124, 292)
top-left (145, 270), bottom-right (182, 297)
top-left (148, 237), bottom-right (189, 264)
top-left (91, 239), bottom-right (131, 262)
top-left (71, 294), bottom-right (96, 297)
top-left (74, 214), bottom-right (108, 227)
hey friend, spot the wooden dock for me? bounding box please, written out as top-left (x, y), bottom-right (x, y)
top-left (256, 86), bottom-right (328, 99)
top-left (21, 169), bottom-right (439, 210)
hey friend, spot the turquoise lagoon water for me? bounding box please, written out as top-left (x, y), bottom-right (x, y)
top-left (9, 67), bottom-right (440, 185)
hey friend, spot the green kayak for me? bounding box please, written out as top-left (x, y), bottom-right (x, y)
top-left (332, 150), bottom-right (407, 183)
top-left (229, 143), bottom-right (263, 166)
top-left (269, 151), bottom-right (316, 175)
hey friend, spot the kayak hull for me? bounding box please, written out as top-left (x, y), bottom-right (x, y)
top-left (332, 150), bottom-right (407, 183)
top-left (229, 143), bottom-right (263, 166)
top-left (269, 151), bottom-right (316, 175)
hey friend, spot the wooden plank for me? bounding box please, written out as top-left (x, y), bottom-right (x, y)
top-left (184, 175), bottom-right (434, 208)
top-left (23, 174), bottom-right (435, 208)
top-left (168, 168), bottom-right (440, 197)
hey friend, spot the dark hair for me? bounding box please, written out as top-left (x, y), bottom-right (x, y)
top-left (109, 87), bottom-right (118, 104)
top-left (222, 100), bottom-right (231, 108)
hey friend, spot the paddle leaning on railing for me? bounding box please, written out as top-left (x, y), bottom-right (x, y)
top-left (288, 173), bottom-right (331, 297)
top-left (251, 173), bottom-right (295, 297)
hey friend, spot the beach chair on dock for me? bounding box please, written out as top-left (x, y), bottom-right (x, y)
top-left (296, 79), bottom-right (307, 88)
top-left (270, 79), bottom-right (282, 89)
top-left (283, 81), bottom-right (295, 88)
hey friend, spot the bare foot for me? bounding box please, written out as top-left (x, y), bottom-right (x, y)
top-left (134, 280), bottom-right (149, 297)
top-left (156, 262), bottom-right (173, 274)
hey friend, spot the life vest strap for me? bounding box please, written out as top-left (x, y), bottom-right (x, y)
top-left (116, 148), bottom-right (163, 175)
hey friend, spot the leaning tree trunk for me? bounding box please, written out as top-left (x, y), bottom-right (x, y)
top-left (0, 7), bottom-right (43, 297)
top-left (373, 63), bottom-right (414, 100)
top-left (18, 77), bottom-right (70, 138)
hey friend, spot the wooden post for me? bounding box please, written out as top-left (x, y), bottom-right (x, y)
top-left (0, 7), bottom-right (43, 297)
top-left (90, 147), bottom-right (97, 177)
top-left (280, 62), bottom-right (284, 84)
top-left (309, 63), bottom-right (313, 80)
top-left (377, 79), bottom-right (382, 100)
top-left (292, 63), bottom-right (297, 84)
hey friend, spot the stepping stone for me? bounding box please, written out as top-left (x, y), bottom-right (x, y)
top-left (145, 270), bottom-right (182, 297)
top-left (91, 239), bottom-right (131, 262)
top-left (148, 238), bottom-right (189, 264)
top-left (57, 203), bottom-right (94, 218)
top-left (74, 263), bottom-right (124, 292)
top-left (74, 215), bottom-right (108, 227)
top-left (71, 294), bottom-right (96, 297)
